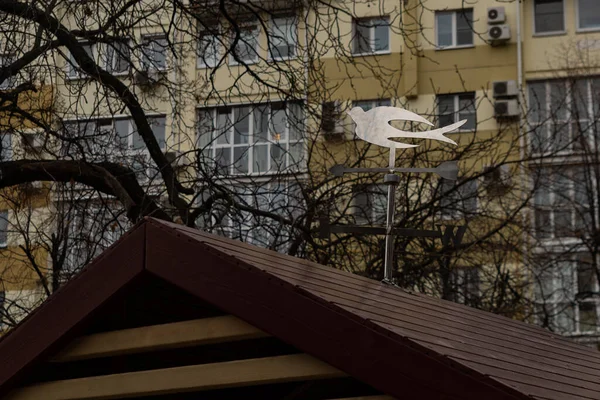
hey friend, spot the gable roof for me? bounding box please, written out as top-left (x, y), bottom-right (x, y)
top-left (0, 218), bottom-right (599, 400)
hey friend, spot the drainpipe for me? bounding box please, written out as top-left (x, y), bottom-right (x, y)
top-left (515, 0), bottom-right (530, 300)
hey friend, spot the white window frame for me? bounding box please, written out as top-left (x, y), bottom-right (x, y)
top-left (527, 79), bottom-right (599, 156)
top-left (351, 183), bottom-right (387, 225)
top-left (576, 0), bottom-right (600, 32)
top-left (0, 211), bottom-right (8, 248)
top-left (67, 42), bottom-right (96, 79)
top-left (0, 53), bottom-right (15, 90)
top-left (450, 267), bottom-right (480, 306)
top-left (201, 179), bottom-right (303, 250)
top-left (197, 26), bottom-right (221, 69)
top-left (534, 255), bottom-right (600, 335)
top-left (140, 35), bottom-right (168, 71)
top-left (352, 16), bottom-right (390, 56)
top-left (268, 14), bottom-right (298, 61)
top-left (100, 40), bottom-right (131, 75)
top-left (532, 0), bottom-right (566, 36)
top-left (229, 20), bottom-right (260, 65)
top-left (532, 166), bottom-right (594, 241)
top-left (435, 9), bottom-right (474, 50)
top-left (61, 116), bottom-right (167, 185)
top-left (439, 178), bottom-right (479, 220)
top-left (437, 93), bottom-right (477, 132)
top-left (197, 102), bottom-right (305, 176)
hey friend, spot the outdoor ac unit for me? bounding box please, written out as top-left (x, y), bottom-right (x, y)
top-left (487, 7), bottom-right (506, 24)
top-left (488, 25), bottom-right (511, 43)
top-left (134, 70), bottom-right (162, 88)
top-left (321, 101), bottom-right (344, 141)
top-left (164, 150), bottom-right (189, 168)
top-left (493, 80), bottom-right (518, 98)
top-left (22, 133), bottom-right (43, 152)
top-left (494, 99), bottom-right (519, 118)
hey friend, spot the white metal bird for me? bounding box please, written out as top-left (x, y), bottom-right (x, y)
top-left (347, 106), bottom-right (466, 149)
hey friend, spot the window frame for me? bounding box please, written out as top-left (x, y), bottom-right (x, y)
top-left (532, 0), bottom-right (566, 36)
top-left (352, 16), bottom-right (391, 56)
top-left (66, 42), bottom-right (96, 80)
top-left (197, 24), bottom-right (222, 69)
top-left (101, 40), bottom-right (131, 75)
top-left (0, 53), bottom-right (15, 90)
top-left (435, 9), bottom-right (474, 50)
top-left (532, 166), bottom-right (594, 240)
top-left (576, 0), bottom-right (600, 32)
top-left (229, 20), bottom-right (261, 65)
top-left (351, 183), bottom-right (388, 226)
top-left (0, 210), bottom-right (7, 248)
top-left (436, 92), bottom-right (477, 132)
top-left (534, 255), bottom-right (600, 335)
top-left (439, 178), bottom-right (479, 220)
top-left (197, 102), bottom-right (306, 176)
top-left (527, 79), bottom-right (599, 156)
top-left (268, 14), bottom-right (298, 61)
top-left (140, 35), bottom-right (168, 71)
top-left (61, 115), bottom-right (167, 185)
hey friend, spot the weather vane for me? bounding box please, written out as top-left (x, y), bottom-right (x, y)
top-left (322, 106), bottom-right (467, 285)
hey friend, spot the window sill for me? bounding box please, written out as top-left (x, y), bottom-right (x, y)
top-left (229, 59), bottom-right (259, 66)
top-left (435, 45), bottom-right (475, 51)
top-left (532, 31), bottom-right (567, 37)
top-left (197, 62), bottom-right (218, 69)
top-left (351, 50), bottom-right (391, 57)
top-left (576, 27), bottom-right (600, 34)
top-left (268, 55), bottom-right (297, 62)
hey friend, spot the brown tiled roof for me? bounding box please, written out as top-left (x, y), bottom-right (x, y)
top-left (0, 218), bottom-right (599, 400)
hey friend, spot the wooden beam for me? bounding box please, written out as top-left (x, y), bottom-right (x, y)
top-left (52, 315), bottom-right (268, 362)
top-left (7, 354), bottom-right (345, 400)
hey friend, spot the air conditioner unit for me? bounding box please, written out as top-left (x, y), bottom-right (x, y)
top-left (493, 80), bottom-right (518, 98)
top-left (488, 25), bottom-right (511, 43)
top-left (321, 101), bottom-right (344, 141)
top-left (22, 133), bottom-right (44, 152)
top-left (487, 7), bottom-right (506, 24)
top-left (494, 99), bottom-right (519, 118)
top-left (164, 150), bottom-right (190, 168)
top-left (134, 70), bottom-right (163, 89)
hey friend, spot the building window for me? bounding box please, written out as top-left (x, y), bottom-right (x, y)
top-left (436, 9), bottom-right (473, 48)
top-left (0, 54), bottom-right (15, 90)
top-left (352, 184), bottom-right (387, 225)
top-left (67, 43), bottom-right (95, 79)
top-left (0, 211), bottom-right (8, 248)
top-left (197, 102), bottom-right (305, 175)
top-left (197, 27), bottom-right (221, 68)
top-left (269, 15), bottom-right (298, 60)
top-left (141, 36), bottom-right (168, 70)
top-left (352, 99), bottom-right (391, 112)
top-left (437, 93), bottom-right (476, 131)
top-left (534, 255), bottom-right (599, 335)
top-left (64, 205), bottom-right (128, 279)
top-left (534, 0), bottom-right (564, 34)
top-left (450, 267), bottom-right (480, 306)
top-left (528, 79), bottom-right (599, 155)
top-left (533, 167), bottom-right (590, 239)
top-left (440, 179), bottom-right (478, 219)
top-left (0, 133), bottom-right (11, 161)
top-left (352, 17), bottom-right (390, 55)
top-left (62, 117), bottom-right (166, 183)
top-left (102, 40), bottom-right (130, 74)
top-left (578, 0), bottom-right (600, 30)
top-left (230, 21), bottom-right (260, 64)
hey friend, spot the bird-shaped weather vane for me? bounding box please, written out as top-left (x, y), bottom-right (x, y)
top-left (322, 106), bottom-right (468, 285)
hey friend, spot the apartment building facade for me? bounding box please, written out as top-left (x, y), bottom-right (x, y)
top-left (1, 0), bottom-right (600, 346)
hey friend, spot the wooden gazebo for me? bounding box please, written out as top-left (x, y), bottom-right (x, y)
top-left (0, 218), bottom-right (598, 399)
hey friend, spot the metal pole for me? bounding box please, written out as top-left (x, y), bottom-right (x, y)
top-left (383, 168), bottom-right (400, 283)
